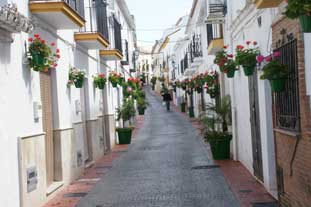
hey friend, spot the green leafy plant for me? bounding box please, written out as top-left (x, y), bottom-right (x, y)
top-left (137, 97), bottom-right (149, 110)
top-left (68, 67), bottom-right (85, 88)
top-left (260, 58), bottom-right (289, 80)
top-left (109, 72), bottom-right (123, 87)
top-left (28, 34), bottom-right (60, 72)
top-left (235, 41), bottom-right (260, 70)
top-left (93, 73), bottom-right (107, 89)
top-left (214, 47), bottom-right (237, 76)
top-left (284, 0), bottom-right (311, 19)
top-left (116, 98), bottom-right (136, 126)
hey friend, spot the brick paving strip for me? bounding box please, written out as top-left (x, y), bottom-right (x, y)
top-left (170, 102), bottom-right (277, 207)
top-left (42, 115), bottom-right (145, 207)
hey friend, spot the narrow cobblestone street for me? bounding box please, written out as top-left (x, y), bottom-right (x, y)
top-left (76, 89), bottom-right (239, 207)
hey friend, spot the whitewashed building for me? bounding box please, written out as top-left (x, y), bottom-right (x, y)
top-left (0, 0), bottom-right (136, 206)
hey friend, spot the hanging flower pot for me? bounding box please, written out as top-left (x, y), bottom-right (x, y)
top-left (93, 73), bottom-right (106, 90)
top-left (270, 79), bottom-right (286, 93)
top-left (243, 66), bottom-right (255, 76)
top-left (299, 15), bottom-right (311, 33)
top-left (31, 53), bottom-right (45, 67)
top-left (226, 69), bottom-right (236, 78)
top-left (68, 67), bottom-right (85, 89)
top-left (74, 78), bottom-right (84, 88)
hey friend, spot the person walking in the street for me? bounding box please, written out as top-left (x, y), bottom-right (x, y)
top-left (163, 89), bottom-right (172, 111)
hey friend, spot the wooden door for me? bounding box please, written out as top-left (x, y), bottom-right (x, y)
top-left (40, 72), bottom-right (54, 186)
top-left (249, 72), bottom-right (263, 181)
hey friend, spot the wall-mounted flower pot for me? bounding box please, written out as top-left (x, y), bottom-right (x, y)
top-left (299, 15), bottom-right (311, 33)
top-left (188, 107), bottom-right (195, 118)
top-left (111, 82), bottom-right (118, 88)
top-left (96, 82), bottom-right (105, 89)
top-left (243, 66), bottom-right (255, 76)
top-left (32, 53), bottom-right (45, 68)
top-left (74, 79), bottom-right (84, 88)
top-left (138, 108), bottom-right (145, 115)
top-left (209, 135), bottom-right (232, 160)
top-left (226, 69), bottom-right (236, 78)
top-left (181, 103), bottom-right (186, 112)
top-left (117, 128), bottom-right (133, 144)
top-left (270, 79), bottom-right (286, 93)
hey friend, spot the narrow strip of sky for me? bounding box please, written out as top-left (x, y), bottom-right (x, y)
top-left (126, 0), bottom-right (193, 48)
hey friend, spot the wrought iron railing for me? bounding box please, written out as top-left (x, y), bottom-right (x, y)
top-left (189, 34), bottom-right (202, 59)
top-left (273, 39), bottom-right (300, 132)
top-left (80, 0), bottom-right (109, 41)
top-left (30, 0), bottom-right (85, 18)
top-left (184, 53), bottom-right (189, 70)
top-left (113, 16), bottom-right (123, 53)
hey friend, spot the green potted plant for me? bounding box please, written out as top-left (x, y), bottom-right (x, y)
top-left (68, 67), bottom-right (85, 88)
top-left (27, 34), bottom-right (60, 72)
top-left (205, 72), bottom-right (220, 99)
top-left (93, 73), bottom-right (107, 89)
top-left (109, 72), bottom-right (122, 88)
top-left (214, 46), bottom-right (237, 78)
top-left (201, 95), bottom-right (232, 160)
top-left (284, 0), bottom-right (311, 33)
top-left (116, 98), bottom-right (136, 144)
top-left (137, 97), bottom-right (149, 115)
top-left (235, 41), bottom-right (260, 76)
top-left (259, 52), bottom-right (290, 92)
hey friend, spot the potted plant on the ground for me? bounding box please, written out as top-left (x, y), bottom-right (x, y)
top-left (116, 98), bottom-right (136, 144)
top-left (235, 41), bottom-right (260, 76)
top-left (93, 73), bottom-right (107, 89)
top-left (137, 97), bottom-right (149, 115)
top-left (28, 34), bottom-right (60, 72)
top-left (214, 46), bottom-right (237, 78)
top-left (109, 72), bottom-right (122, 88)
top-left (68, 67), bottom-right (85, 88)
top-left (201, 95), bottom-right (232, 160)
top-left (284, 0), bottom-right (311, 33)
top-left (259, 52), bottom-right (290, 92)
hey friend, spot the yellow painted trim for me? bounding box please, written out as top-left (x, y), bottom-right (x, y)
top-left (208, 38), bottom-right (224, 55)
top-left (29, 1), bottom-right (85, 27)
top-left (158, 29), bottom-right (181, 52)
top-left (255, 0), bottom-right (283, 9)
top-left (74, 32), bottom-right (110, 48)
top-left (100, 49), bottom-right (123, 60)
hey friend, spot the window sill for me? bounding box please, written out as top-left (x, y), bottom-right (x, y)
top-left (274, 128), bottom-right (301, 138)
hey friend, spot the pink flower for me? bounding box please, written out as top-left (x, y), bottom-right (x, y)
top-left (127, 87), bottom-right (133, 93)
top-left (273, 51), bottom-right (281, 58)
top-left (56, 48), bottom-right (60, 53)
top-left (51, 42), bottom-right (56, 46)
top-left (227, 54), bottom-right (233, 58)
top-left (246, 41), bottom-right (251, 45)
top-left (253, 41), bottom-right (258, 46)
top-left (223, 45), bottom-right (228, 49)
top-left (256, 55), bottom-right (265, 63)
top-left (41, 40), bottom-right (45, 44)
top-left (265, 55), bottom-right (272, 62)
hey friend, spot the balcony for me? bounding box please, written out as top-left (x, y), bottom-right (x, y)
top-left (100, 15), bottom-right (123, 61)
top-left (29, 0), bottom-right (85, 29)
top-left (207, 23), bottom-right (224, 55)
top-left (74, 1), bottom-right (109, 49)
top-left (254, 0), bottom-right (283, 9)
top-left (206, 1), bottom-right (226, 24)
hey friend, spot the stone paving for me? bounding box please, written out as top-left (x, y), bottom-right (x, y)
top-left (76, 89), bottom-right (240, 207)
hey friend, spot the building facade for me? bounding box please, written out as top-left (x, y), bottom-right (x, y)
top-left (0, 0), bottom-right (136, 206)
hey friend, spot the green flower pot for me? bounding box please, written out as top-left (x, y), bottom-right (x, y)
top-left (74, 78), bottom-right (84, 88)
top-left (32, 53), bottom-right (45, 66)
top-left (188, 107), bottom-right (195, 118)
top-left (270, 79), bottom-right (286, 93)
top-left (138, 108), bottom-right (145, 115)
top-left (152, 85), bottom-right (155, 90)
top-left (299, 15), bottom-right (311, 33)
top-left (243, 66), bottom-right (255, 76)
top-left (181, 103), bottom-right (186, 112)
top-left (117, 128), bottom-right (133, 145)
top-left (226, 69), bottom-right (236, 78)
top-left (96, 82), bottom-right (105, 89)
top-left (209, 135), bottom-right (232, 160)
top-left (111, 82), bottom-right (118, 88)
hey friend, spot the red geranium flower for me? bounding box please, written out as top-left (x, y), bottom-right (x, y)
top-left (51, 42), bottom-right (56, 46)
top-left (28, 37), bottom-right (33, 42)
top-left (246, 41), bottom-right (251, 45)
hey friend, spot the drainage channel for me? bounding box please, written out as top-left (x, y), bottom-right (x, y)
top-left (191, 165), bottom-right (220, 170)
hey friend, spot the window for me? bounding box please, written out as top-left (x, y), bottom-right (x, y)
top-left (273, 39), bottom-right (300, 132)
